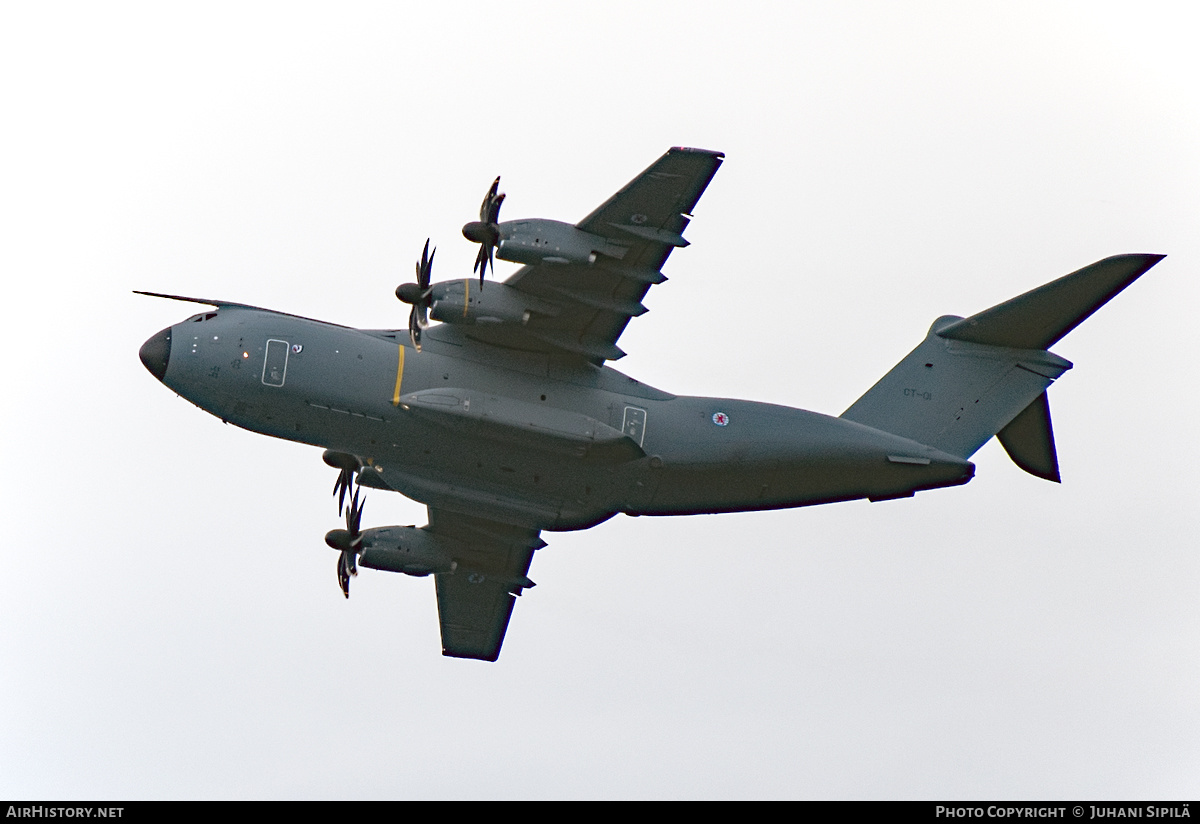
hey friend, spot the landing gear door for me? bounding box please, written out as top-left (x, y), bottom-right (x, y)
top-left (262, 339), bottom-right (289, 387)
top-left (622, 405), bottom-right (647, 448)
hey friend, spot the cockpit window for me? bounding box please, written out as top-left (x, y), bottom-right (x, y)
top-left (186, 312), bottom-right (218, 323)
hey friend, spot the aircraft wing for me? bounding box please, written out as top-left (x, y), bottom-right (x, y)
top-left (426, 507), bottom-right (545, 661)
top-left (445, 147), bottom-right (724, 363)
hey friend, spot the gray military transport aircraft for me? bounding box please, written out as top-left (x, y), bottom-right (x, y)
top-left (137, 147), bottom-right (1163, 661)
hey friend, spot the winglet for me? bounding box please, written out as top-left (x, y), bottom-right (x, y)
top-left (937, 254), bottom-right (1164, 350)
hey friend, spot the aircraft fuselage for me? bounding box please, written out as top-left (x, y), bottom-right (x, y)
top-left (142, 306), bottom-right (974, 531)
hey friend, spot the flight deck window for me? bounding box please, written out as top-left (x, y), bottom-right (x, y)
top-left (262, 339), bottom-right (289, 387)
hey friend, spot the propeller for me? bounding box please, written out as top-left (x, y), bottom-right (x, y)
top-left (461, 176), bottom-right (505, 286)
top-left (324, 487), bottom-right (365, 599)
top-left (322, 449), bottom-right (361, 515)
top-left (395, 239), bottom-right (436, 351)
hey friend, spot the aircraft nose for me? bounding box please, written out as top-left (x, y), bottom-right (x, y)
top-left (139, 326), bottom-right (171, 381)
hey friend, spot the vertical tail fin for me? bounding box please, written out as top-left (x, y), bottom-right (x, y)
top-left (840, 254), bottom-right (1163, 474)
top-left (996, 390), bottom-right (1059, 482)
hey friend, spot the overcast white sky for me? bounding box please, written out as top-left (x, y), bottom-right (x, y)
top-left (3, 1), bottom-right (1198, 800)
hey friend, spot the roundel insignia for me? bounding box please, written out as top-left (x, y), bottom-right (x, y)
top-left (712, 412), bottom-right (729, 426)
top-left (291, 344), bottom-right (303, 354)
top-left (630, 213), bottom-right (648, 225)
top-left (467, 572), bottom-right (486, 584)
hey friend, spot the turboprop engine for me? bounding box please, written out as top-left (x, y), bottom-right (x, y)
top-left (427, 218), bottom-right (648, 327)
top-left (353, 525), bottom-right (457, 578)
top-left (426, 279), bottom-right (559, 327)
top-left (488, 219), bottom-right (631, 267)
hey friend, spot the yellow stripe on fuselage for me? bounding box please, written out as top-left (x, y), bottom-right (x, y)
top-left (392, 344), bottom-right (405, 406)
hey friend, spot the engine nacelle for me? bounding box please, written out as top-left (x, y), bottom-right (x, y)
top-left (429, 280), bottom-right (558, 326)
top-left (495, 219), bottom-right (629, 267)
top-left (356, 525), bottom-right (456, 577)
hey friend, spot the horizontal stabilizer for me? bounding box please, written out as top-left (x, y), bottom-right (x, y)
top-left (996, 391), bottom-right (1060, 482)
top-left (937, 254), bottom-right (1164, 349)
top-left (842, 253), bottom-right (1161, 464)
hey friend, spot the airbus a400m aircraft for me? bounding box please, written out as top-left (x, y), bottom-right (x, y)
top-left (138, 147), bottom-right (1162, 661)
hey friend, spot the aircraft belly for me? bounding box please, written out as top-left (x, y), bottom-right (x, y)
top-left (370, 414), bottom-right (621, 528)
top-left (627, 398), bottom-right (974, 515)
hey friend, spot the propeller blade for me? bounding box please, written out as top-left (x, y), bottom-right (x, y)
top-left (483, 246), bottom-right (494, 287)
top-left (338, 552), bottom-right (351, 598)
top-left (409, 305), bottom-right (423, 351)
top-left (480, 177), bottom-right (501, 222)
top-left (346, 487), bottom-right (365, 536)
top-left (416, 238), bottom-right (435, 287)
top-left (332, 465), bottom-right (357, 514)
top-left (473, 244), bottom-right (490, 280)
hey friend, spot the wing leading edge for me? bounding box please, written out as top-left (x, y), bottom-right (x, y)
top-left (438, 147), bottom-right (723, 364)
